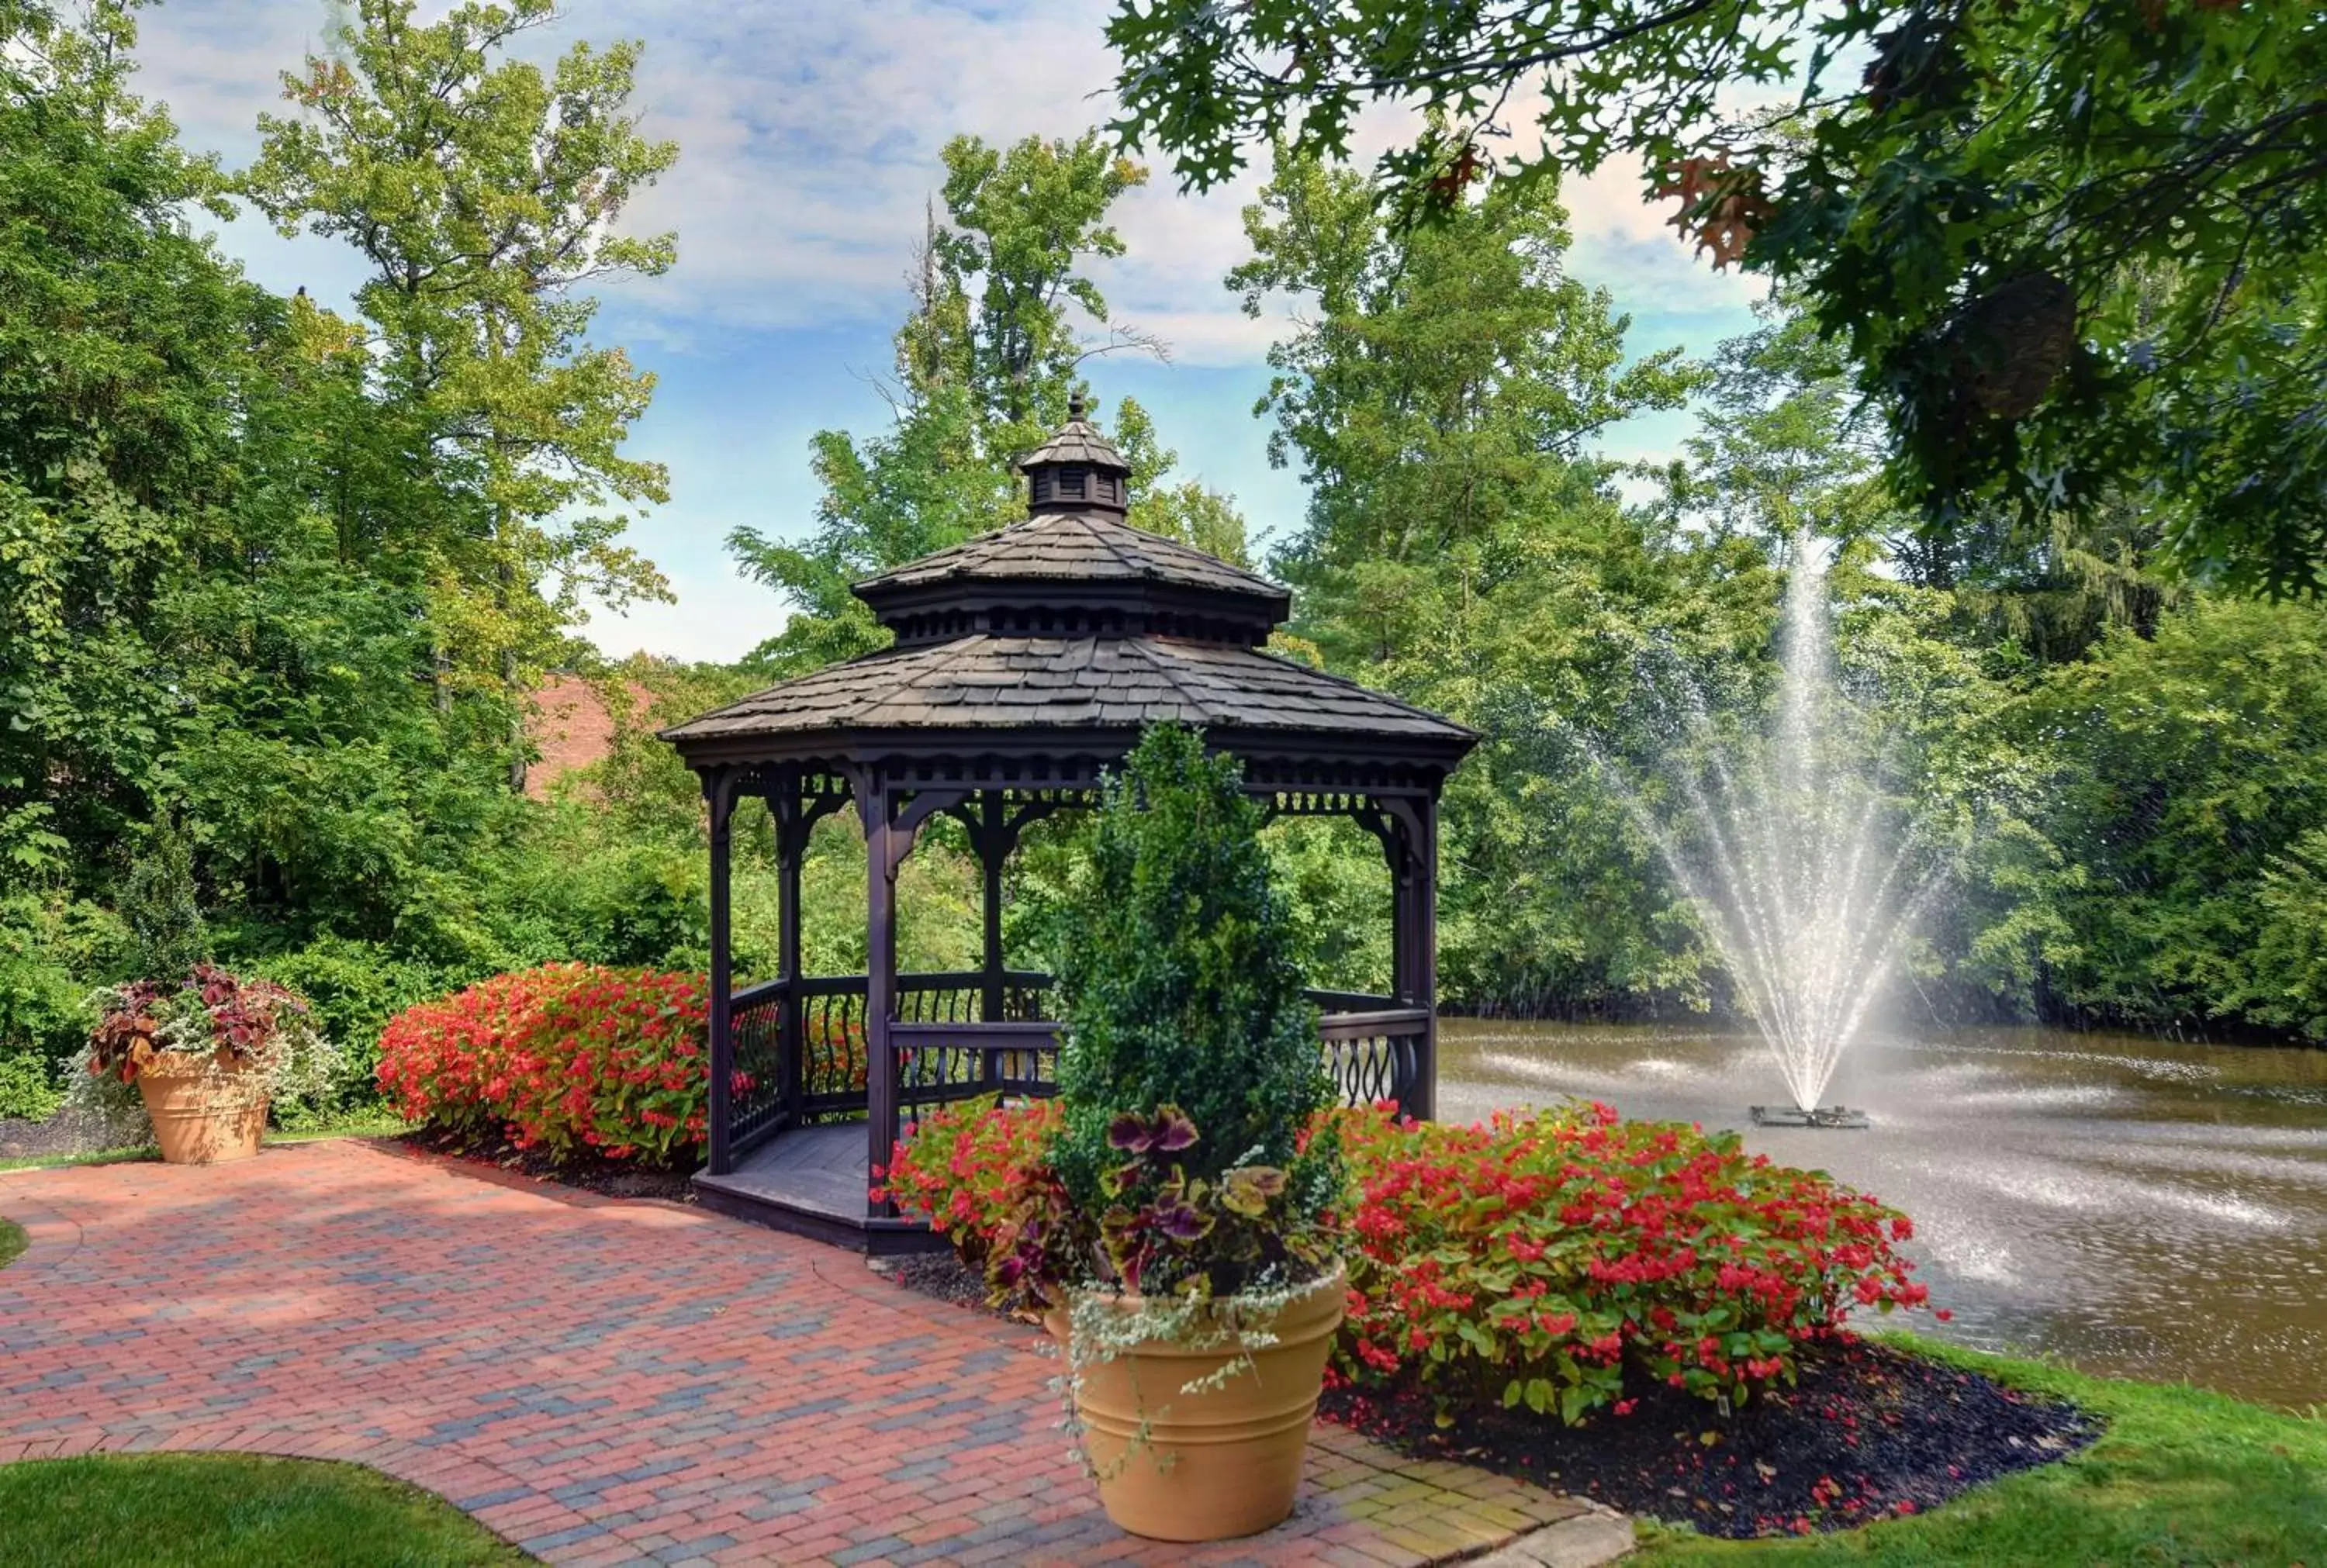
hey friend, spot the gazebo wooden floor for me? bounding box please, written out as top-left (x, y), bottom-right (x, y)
top-left (691, 1123), bottom-right (943, 1255)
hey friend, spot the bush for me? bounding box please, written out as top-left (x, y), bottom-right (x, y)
top-left (1331, 1101), bottom-right (1938, 1424)
top-left (0, 1052), bottom-right (59, 1121)
top-left (0, 894), bottom-right (128, 1111)
top-left (881, 1096), bottom-right (1077, 1301)
top-left (247, 937), bottom-right (456, 1104)
top-left (887, 724), bottom-right (1342, 1312)
top-left (377, 964), bottom-right (711, 1166)
top-left (1050, 723), bottom-right (1332, 1217)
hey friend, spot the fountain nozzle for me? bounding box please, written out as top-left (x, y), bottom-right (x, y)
top-left (1749, 1105), bottom-right (1872, 1130)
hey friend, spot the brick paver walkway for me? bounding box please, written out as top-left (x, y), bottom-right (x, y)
top-left (0, 1141), bottom-right (1623, 1566)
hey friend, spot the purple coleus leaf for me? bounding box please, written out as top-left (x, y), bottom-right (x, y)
top-left (1150, 1105), bottom-right (1199, 1153)
top-left (1106, 1105), bottom-right (1203, 1157)
top-left (1146, 1199), bottom-right (1212, 1243)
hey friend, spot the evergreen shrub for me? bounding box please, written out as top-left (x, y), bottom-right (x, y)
top-left (887, 724), bottom-right (1340, 1308)
top-left (1050, 723), bottom-right (1332, 1209)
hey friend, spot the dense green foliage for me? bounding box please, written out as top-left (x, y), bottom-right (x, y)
top-left (1107, 1), bottom-right (2327, 596)
top-left (0, 1454), bottom-right (531, 1568)
top-left (0, 0), bottom-right (721, 1113)
top-left (5, 0), bottom-right (2324, 1131)
top-left (1051, 725), bottom-right (1331, 1206)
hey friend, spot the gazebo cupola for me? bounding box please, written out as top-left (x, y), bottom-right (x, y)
top-left (1023, 392), bottom-right (1130, 514)
top-left (852, 397), bottom-right (1288, 651)
top-left (661, 400), bottom-right (1478, 1254)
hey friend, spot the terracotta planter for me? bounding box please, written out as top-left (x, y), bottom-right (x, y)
top-left (1049, 1262), bottom-right (1346, 1542)
top-left (135, 1050), bottom-right (268, 1165)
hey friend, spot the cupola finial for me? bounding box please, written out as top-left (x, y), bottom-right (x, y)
top-left (1068, 391), bottom-right (1086, 420)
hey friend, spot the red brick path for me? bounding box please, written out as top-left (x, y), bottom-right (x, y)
top-left (0, 1141), bottom-right (1606, 1566)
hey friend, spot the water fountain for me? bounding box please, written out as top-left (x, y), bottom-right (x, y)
top-left (1633, 541), bottom-right (1945, 1127)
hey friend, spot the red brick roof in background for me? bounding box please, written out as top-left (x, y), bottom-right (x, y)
top-left (525, 673), bottom-right (647, 800)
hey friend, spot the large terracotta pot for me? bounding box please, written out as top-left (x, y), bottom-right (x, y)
top-left (135, 1049), bottom-right (268, 1165)
top-left (1049, 1262), bottom-right (1346, 1542)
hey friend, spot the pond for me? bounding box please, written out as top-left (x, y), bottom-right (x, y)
top-left (1439, 1018), bottom-right (2327, 1412)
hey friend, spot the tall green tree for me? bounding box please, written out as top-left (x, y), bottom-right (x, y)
top-left (1651, 304), bottom-right (1897, 554)
top-left (244, 0), bottom-right (679, 785)
top-left (1963, 593), bottom-right (2327, 1038)
top-left (0, 0), bottom-right (247, 873)
top-left (1229, 147), bottom-right (1697, 665)
top-left (730, 130), bottom-right (1247, 671)
top-left (1108, 1), bottom-right (2327, 596)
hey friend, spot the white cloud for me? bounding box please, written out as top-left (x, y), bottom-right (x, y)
top-left (131, 0), bottom-right (1749, 373)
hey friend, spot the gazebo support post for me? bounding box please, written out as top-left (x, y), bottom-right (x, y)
top-left (704, 767), bottom-right (738, 1176)
top-left (1384, 796), bottom-right (1439, 1122)
top-left (976, 790), bottom-right (1007, 1026)
top-left (861, 781), bottom-right (973, 1217)
top-left (859, 774), bottom-right (897, 1217)
top-left (774, 785), bottom-right (806, 1128)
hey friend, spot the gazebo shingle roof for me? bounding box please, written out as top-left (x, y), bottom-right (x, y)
top-left (658, 634), bottom-right (1473, 744)
top-left (662, 400), bottom-right (1477, 771)
top-left (852, 510), bottom-right (1285, 606)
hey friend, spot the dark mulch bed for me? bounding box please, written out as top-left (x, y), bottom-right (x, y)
top-left (879, 1249), bottom-right (1005, 1313)
top-left (0, 1107), bottom-right (132, 1163)
top-left (0, 1113), bottom-right (88, 1162)
top-left (397, 1128), bottom-right (697, 1204)
top-left (1323, 1337), bottom-right (2101, 1539)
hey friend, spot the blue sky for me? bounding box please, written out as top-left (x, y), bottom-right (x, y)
top-left (133, 0), bottom-right (1762, 664)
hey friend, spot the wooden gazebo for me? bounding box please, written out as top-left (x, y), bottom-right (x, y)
top-left (660, 400), bottom-right (1478, 1251)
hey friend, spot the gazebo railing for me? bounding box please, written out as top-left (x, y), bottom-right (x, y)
top-left (1315, 1006), bottom-right (1430, 1107)
top-left (727, 970), bottom-right (1056, 1159)
top-left (725, 976), bottom-right (1426, 1163)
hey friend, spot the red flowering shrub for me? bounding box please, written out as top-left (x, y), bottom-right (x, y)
top-left (882, 1094), bottom-right (1941, 1420)
top-left (879, 1097), bottom-right (1079, 1309)
top-left (378, 964), bottom-right (712, 1166)
top-left (1332, 1101), bottom-right (1936, 1424)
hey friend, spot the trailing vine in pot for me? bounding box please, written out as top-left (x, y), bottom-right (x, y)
top-left (882, 722), bottom-right (1343, 1543)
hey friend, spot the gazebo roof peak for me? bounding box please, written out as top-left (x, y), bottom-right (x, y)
top-left (849, 402), bottom-right (1291, 646)
top-left (852, 507), bottom-right (1281, 607)
top-left (1018, 395), bottom-right (1132, 518)
top-left (1018, 393), bottom-right (1130, 502)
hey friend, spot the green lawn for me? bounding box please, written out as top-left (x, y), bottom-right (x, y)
top-left (1633, 1335), bottom-right (2327, 1565)
top-left (0, 1216), bottom-right (22, 1270)
top-left (0, 1454), bottom-right (534, 1568)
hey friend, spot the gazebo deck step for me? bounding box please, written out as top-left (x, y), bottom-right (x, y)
top-left (691, 1122), bottom-right (943, 1255)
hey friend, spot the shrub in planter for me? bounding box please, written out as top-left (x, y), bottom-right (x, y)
top-left (1330, 1100), bottom-right (1939, 1425)
top-left (79, 966), bottom-right (341, 1162)
top-left (377, 963), bottom-right (714, 1166)
top-left (886, 724), bottom-right (1342, 1542)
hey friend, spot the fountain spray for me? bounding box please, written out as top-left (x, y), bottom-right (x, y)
top-left (1636, 541), bottom-right (1947, 1127)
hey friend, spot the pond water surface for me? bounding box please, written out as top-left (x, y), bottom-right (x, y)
top-left (1438, 1019), bottom-right (2327, 1411)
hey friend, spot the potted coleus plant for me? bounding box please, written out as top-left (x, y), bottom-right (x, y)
top-left (85, 965), bottom-right (331, 1164)
top-left (885, 724), bottom-right (1343, 1542)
